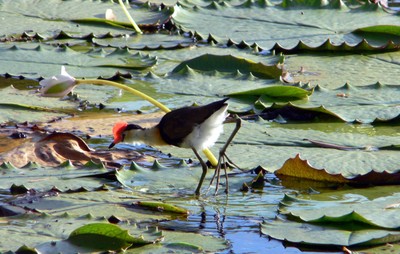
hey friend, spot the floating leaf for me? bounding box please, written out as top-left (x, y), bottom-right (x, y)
top-left (172, 54), bottom-right (282, 79)
top-left (173, 0), bottom-right (400, 49)
top-left (354, 25), bottom-right (400, 37)
top-left (0, 45), bottom-right (157, 79)
top-left (275, 154), bottom-right (400, 185)
top-left (271, 39), bottom-right (400, 54)
top-left (68, 223), bottom-right (152, 251)
top-left (134, 201), bottom-right (189, 215)
top-left (261, 218), bottom-right (400, 247)
top-left (15, 245), bottom-right (38, 254)
top-left (0, 0), bottom-right (172, 38)
top-left (260, 103), bottom-right (346, 122)
top-left (0, 131), bottom-right (141, 168)
top-left (275, 154), bottom-right (350, 183)
top-left (279, 193), bottom-right (400, 229)
top-left (228, 86), bottom-right (311, 102)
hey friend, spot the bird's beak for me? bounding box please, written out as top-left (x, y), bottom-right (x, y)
top-left (108, 141), bottom-right (116, 149)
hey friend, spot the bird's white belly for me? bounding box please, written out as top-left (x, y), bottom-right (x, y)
top-left (180, 106), bottom-right (228, 150)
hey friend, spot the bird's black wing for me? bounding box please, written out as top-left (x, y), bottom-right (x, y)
top-left (158, 98), bottom-right (228, 147)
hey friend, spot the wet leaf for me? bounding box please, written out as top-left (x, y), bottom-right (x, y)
top-left (0, 0), bottom-right (172, 38)
top-left (93, 33), bottom-right (195, 50)
top-left (134, 201), bottom-right (189, 215)
top-left (0, 131), bottom-right (142, 168)
top-left (259, 103), bottom-right (345, 122)
top-left (172, 54), bottom-right (283, 79)
top-left (354, 25), bottom-right (400, 37)
top-left (0, 45), bottom-right (156, 79)
top-left (0, 85), bottom-right (74, 123)
top-left (172, 0), bottom-right (400, 49)
top-left (261, 218), bottom-right (400, 247)
top-left (228, 86), bottom-right (311, 102)
top-left (68, 223), bottom-right (152, 250)
top-left (279, 193), bottom-right (400, 228)
top-left (272, 39), bottom-right (400, 54)
top-left (275, 154), bottom-right (350, 183)
top-left (275, 153), bottom-right (400, 186)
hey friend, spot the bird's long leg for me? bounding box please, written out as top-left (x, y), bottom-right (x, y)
top-left (210, 116), bottom-right (242, 194)
top-left (214, 156), bottom-right (223, 194)
top-left (192, 147), bottom-right (208, 196)
top-left (222, 155), bottom-right (229, 194)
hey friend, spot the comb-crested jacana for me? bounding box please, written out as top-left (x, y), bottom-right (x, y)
top-left (108, 98), bottom-right (241, 195)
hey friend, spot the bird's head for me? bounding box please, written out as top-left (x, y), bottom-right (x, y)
top-left (108, 121), bottom-right (144, 148)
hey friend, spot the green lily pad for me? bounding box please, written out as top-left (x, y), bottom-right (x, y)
top-left (260, 190), bottom-right (400, 249)
top-left (0, 0), bottom-right (172, 38)
top-left (68, 223), bottom-right (152, 250)
top-left (261, 218), bottom-right (400, 247)
top-left (354, 25), bottom-right (400, 37)
top-left (0, 44), bottom-right (156, 79)
top-left (0, 85), bottom-right (74, 123)
top-left (172, 54), bottom-right (282, 79)
top-left (286, 51), bottom-right (400, 88)
top-left (134, 201), bottom-right (189, 215)
top-left (279, 193), bottom-right (400, 228)
top-left (172, 0), bottom-right (400, 49)
top-left (228, 85), bottom-right (312, 102)
top-left (93, 33), bottom-right (195, 50)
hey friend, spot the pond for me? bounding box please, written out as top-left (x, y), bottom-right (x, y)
top-left (1, 0), bottom-right (400, 252)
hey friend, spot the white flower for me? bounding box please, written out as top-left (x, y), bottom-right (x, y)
top-left (39, 66), bottom-right (77, 97)
top-left (105, 9), bottom-right (116, 21)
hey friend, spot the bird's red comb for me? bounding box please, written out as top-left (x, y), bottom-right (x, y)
top-left (112, 121), bottom-right (128, 143)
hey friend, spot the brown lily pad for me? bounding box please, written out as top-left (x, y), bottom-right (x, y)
top-left (275, 154), bottom-right (350, 183)
top-left (275, 154), bottom-right (400, 187)
top-left (0, 132), bottom-right (142, 168)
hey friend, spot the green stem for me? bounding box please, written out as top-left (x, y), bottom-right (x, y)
top-left (76, 78), bottom-right (218, 166)
top-left (118, 0), bottom-right (143, 34)
top-left (77, 79), bottom-right (168, 112)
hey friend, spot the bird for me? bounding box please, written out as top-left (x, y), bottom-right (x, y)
top-left (108, 98), bottom-right (241, 195)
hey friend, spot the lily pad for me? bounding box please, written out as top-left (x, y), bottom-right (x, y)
top-left (0, 85), bottom-right (74, 123)
top-left (279, 193), bottom-right (400, 228)
top-left (172, 0), bottom-right (400, 49)
top-left (354, 25), bottom-right (400, 37)
top-left (0, 0), bottom-right (173, 37)
top-left (172, 54), bottom-right (283, 79)
top-left (0, 44), bottom-right (157, 79)
top-left (228, 85), bottom-right (312, 102)
top-left (68, 223), bottom-right (152, 250)
top-left (0, 131), bottom-right (142, 168)
top-left (261, 218), bottom-right (400, 247)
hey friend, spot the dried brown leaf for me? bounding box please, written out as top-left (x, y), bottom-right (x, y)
top-left (275, 154), bottom-right (350, 183)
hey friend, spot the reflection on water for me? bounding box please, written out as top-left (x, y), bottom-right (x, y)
top-left (158, 209), bottom-right (341, 253)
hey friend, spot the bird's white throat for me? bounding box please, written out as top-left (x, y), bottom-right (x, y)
top-left (123, 127), bottom-right (167, 146)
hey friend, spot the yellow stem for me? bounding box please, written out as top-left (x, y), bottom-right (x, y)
top-left (76, 78), bottom-right (218, 166)
top-left (77, 79), bottom-right (169, 112)
top-left (118, 0), bottom-right (143, 34)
